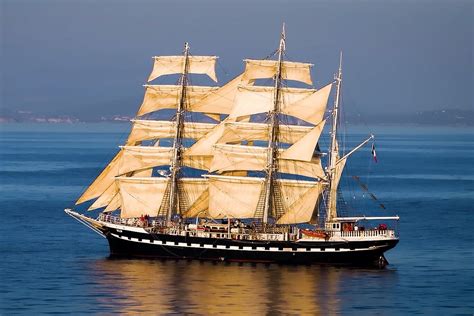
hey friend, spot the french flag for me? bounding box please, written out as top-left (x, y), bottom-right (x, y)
top-left (371, 143), bottom-right (378, 163)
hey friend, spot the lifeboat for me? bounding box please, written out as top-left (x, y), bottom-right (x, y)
top-left (301, 229), bottom-right (329, 239)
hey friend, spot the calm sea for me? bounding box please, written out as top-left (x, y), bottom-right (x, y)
top-left (0, 123), bottom-right (473, 315)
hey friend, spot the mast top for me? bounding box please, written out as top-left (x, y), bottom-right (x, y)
top-left (339, 51), bottom-right (343, 72)
top-left (336, 51), bottom-right (343, 81)
top-left (279, 23), bottom-right (286, 53)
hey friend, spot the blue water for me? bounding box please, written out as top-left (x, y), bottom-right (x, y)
top-left (0, 123), bottom-right (473, 315)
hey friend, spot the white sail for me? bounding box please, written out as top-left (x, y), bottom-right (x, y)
top-left (185, 122), bottom-right (227, 156)
top-left (190, 74), bottom-right (247, 115)
top-left (242, 59), bottom-right (313, 85)
top-left (276, 180), bottom-right (324, 224)
top-left (87, 168), bottom-right (153, 211)
top-left (148, 55), bottom-right (218, 82)
top-left (229, 83), bottom-right (332, 124)
top-left (104, 193), bottom-right (121, 212)
top-left (229, 86), bottom-right (315, 119)
top-left (127, 120), bottom-right (216, 145)
top-left (283, 83), bottom-right (332, 124)
top-left (75, 148), bottom-right (166, 206)
top-left (219, 121), bottom-right (313, 144)
top-left (117, 177), bottom-right (168, 218)
top-left (207, 175), bottom-right (264, 219)
top-left (87, 181), bottom-right (119, 211)
top-left (187, 120), bottom-right (315, 156)
top-left (75, 144), bottom-right (212, 206)
top-left (280, 120), bottom-right (325, 162)
top-left (329, 155), bottom-right (347, 210)
top-left (184, 188), bottom-right (209, 218)
top-left (137, 85), bottom-right (219, 116)
top-left (207, 175), bottom-right (323, 221)
top-left (120, 146), bottom-right (211, 174)
top-left (117, 177), bottom-right (208, 218)
top-left (75, 150), bottom-right (124, 204)
top-left (210, 144), bottom-right (326, 179)
top-left (210, 144), bottom-right (267, 174)
top-left (119, 146), bottom-right (173, 175)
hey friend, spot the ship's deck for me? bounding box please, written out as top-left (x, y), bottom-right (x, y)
top-left (97, 213), bottom-right (397, 243)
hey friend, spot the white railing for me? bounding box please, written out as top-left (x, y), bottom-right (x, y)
top-left (338, 229), bottom-right (395, 238)
top-left (98, 214), bottom-right (152, 227)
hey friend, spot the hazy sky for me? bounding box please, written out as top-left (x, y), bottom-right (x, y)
top-left (1, 0), bottom-right (472, 119)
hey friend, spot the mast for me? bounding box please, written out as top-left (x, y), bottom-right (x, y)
top-left (262, 24), bottom-right (286, 224)
top-left (167, 42), bottom-right (190, 224)
top-left (327, 52), bottom-right (343, 223)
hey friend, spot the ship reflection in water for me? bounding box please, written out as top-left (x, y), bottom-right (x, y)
top-left (87, 258), bottom-right (398, 314)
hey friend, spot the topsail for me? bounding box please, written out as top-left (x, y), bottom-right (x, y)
top-left (148, 55), bottom-right (218, 82)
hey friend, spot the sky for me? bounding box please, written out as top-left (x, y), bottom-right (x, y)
top-left (1, 0), bottom-right (472, 120)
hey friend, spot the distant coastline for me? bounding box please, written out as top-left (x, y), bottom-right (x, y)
top-left (0, 109), bottom-right (472, 126)
top-left (0, 111), bottom-right (133, 124)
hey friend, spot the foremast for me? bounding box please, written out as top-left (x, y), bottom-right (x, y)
top-left (326, 52), bottom-right (343, 224)
top-left (262, 25), bottom-right (286, 224)
top-left (167, 42), bottom-right (190, 224)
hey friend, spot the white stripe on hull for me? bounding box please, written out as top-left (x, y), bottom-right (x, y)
top-left (110, 233), bottom-right (387, 253)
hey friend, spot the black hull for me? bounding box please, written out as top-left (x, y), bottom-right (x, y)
top-left (103, 226), bottom-right (398, 267)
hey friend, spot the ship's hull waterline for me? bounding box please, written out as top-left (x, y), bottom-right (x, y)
top-left (105, 229), bottom-right (398, 266)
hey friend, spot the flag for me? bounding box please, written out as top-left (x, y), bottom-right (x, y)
top-left (371, 143), bottom-right (378, 163)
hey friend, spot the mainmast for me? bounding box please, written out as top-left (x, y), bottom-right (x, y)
top-left (262, 25), bottom-right (286, 224)
top-left (326, 52), bottom-right (343, 223)
top-left (167, 42), bottom-right (190, 224)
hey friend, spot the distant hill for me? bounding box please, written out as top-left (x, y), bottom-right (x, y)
top-left (0, 110), bottom-right (80, 123)
top-left (0, 109), bottom-right (133, 124)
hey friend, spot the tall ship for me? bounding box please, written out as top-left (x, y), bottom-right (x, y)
top-left (66, 27), bottom-right (399, 267)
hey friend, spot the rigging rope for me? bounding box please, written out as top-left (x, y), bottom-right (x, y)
top-left (352, 175), bottom-right (386, 210)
